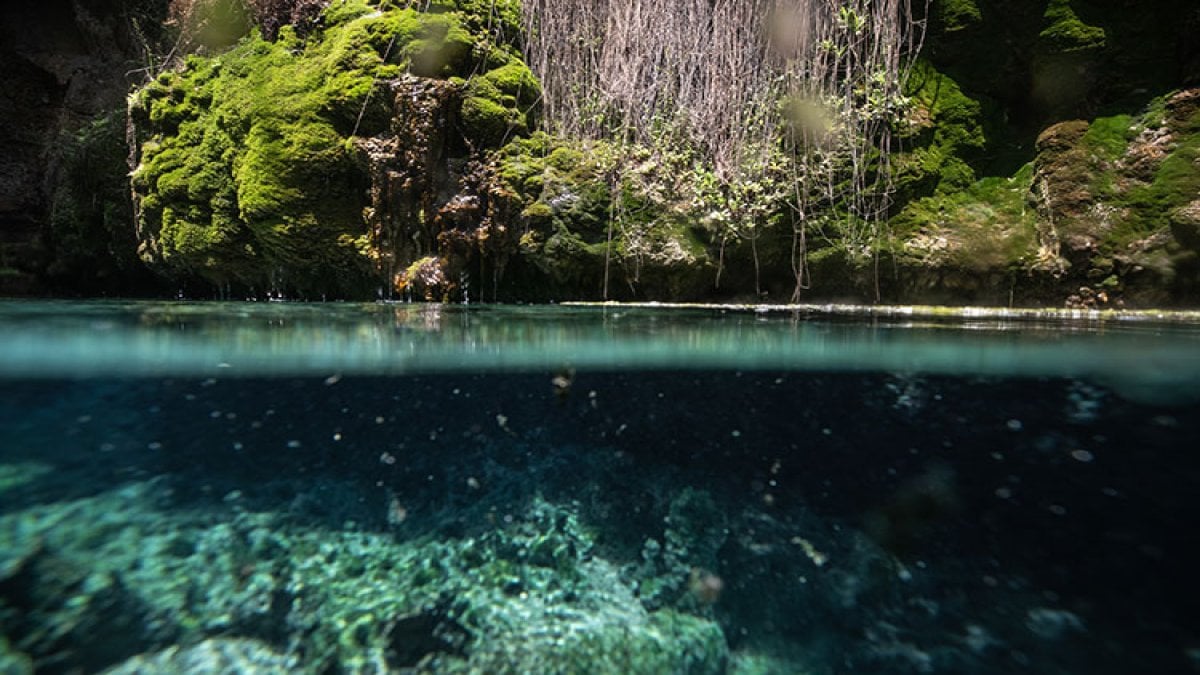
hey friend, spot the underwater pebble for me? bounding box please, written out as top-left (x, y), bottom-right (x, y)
top-left (1026, 608), bottom-right (1085, 639)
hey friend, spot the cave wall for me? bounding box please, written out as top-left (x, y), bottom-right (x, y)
top-left (0, 0), bottom-right (169, 295)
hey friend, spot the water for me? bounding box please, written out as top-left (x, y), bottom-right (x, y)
top-left (1, 300), bottom-right (1199, 673)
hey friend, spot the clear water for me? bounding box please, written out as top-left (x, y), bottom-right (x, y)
top-left (1, 300), bottom-right (1198, 673)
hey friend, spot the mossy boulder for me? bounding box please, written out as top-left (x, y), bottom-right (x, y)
top-left (129, 0), bottom-right (537, 297)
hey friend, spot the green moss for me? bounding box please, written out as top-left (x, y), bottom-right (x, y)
top-left (402, 13), bottom-right (474, 77)
top-left (1080, 114), bottom-right (1134, 160)
top-left (892, 165), bottom-right (1038, 272)
top-left (1121, 132), bottom-right (1200, 239)
top-left (461, 61), bottom-right (541, 147)
top-left (1040, 0), bottom-right (1106, 53)
top-left (131, 1), bottom-right (530, 295)
top-left (893, 61), bottom-right (987, 199)
top-left (934, 0), bottom-right (982, 32)
top-left (321, 0), bottom-right (373, 26)
top-left (462, 95), bottom-right (523, 146)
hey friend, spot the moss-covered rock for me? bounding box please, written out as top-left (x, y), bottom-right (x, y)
top-left (893, 61), bottom-right (988, 201)
top-left (129, 0), bottom-right (537, 297)
top-left (887, 86), bottom-right (1200, 307)
top-left (1039, 0), bottom-right (1106, 53)
top-left (462, 61), bottom-right (541, 147)
top-left (485, 133), bottom-right (719, 300)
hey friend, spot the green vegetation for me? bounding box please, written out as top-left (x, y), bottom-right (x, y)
top-left (109, 0), bottom-right (1197, 305)
top-left (894, 60), bottom-right (988, 200)
top-left (934, 0), bottom-right (983, 32)
top-left (490, 133), bottom-right (715, 299)
top-left (130, 0), bottom-right (534, 296)
top-left (1039, 0), bottom-right (1106, 52)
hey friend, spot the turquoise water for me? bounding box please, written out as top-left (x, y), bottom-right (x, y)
top-left (1, 300), bottom-right (1199, 672)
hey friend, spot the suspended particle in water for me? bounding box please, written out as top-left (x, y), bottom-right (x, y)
top-left (387, 495), bottom-right (408, 525)
top-left (1006, 419), bottom-right (1024, 432)
top-left (1069, 449), bottom-right (1095, 463)
top-left (324, 374), bottom-right (342, 386)
top-left (380, 452), bottom-right (397, 465)
top-left (551, 367), bottom-right (575, 402)
top-left (688, 568), bottom-right (724, 604)
top-left (286, 440), bottom-right (302, 449)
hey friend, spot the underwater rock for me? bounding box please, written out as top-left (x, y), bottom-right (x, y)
top-left (101, 638), bottom-right (298, 674)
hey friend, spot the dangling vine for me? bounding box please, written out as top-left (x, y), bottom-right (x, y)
top-left (521, 0), bottom-right (925, 299)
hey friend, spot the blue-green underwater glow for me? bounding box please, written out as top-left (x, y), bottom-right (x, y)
top-left (1, 301), bottom-right (1199, 673)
